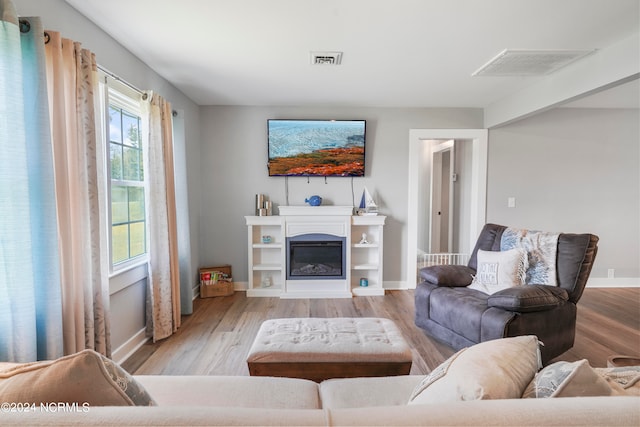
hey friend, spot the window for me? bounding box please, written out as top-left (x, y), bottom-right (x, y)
top-left (102, 78), bottom-right (148, 269)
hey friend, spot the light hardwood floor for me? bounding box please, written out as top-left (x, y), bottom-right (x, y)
top-left (122, 288), bottom-right (640, 376)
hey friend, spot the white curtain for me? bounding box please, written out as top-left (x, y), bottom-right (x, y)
top-left (145, 93), bottom-right (181, 342)
top-left (0, 0), bottom-right (110, 361)
top-left (0, 3), bottom-right (63, 362)
top-left (44, 31), bottom-right (111, 357)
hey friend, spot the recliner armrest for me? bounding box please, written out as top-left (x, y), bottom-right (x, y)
top-left (419, 265), bottom-right (475, 287)
top-left (488, 285), bottom-right (569, 312)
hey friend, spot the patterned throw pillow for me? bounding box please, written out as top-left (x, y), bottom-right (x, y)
top-left (595, 366), bottom-right (640, 395)
top-left (468, 248), bottom-right (528, 295)
top-left (522, 360), bottom-right (612, 398)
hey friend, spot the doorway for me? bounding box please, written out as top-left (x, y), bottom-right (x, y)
top-left (429, 140), bottom-right (454, 253)
top-left (407, 129), bottom-right (488, 289)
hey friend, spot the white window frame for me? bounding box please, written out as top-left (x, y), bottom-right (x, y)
top-left (98, 73), bottom-right (149, 274)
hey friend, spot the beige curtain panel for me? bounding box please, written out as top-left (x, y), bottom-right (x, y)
top-left (145, 93), bottom-right (181, 342)
top-left (44, 31), bottom-right (111, 357)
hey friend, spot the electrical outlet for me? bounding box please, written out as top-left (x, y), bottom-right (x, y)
top-left (607, 269), bottom-right (615, 279)
top-left (507, 197), bottom-right (516, 208)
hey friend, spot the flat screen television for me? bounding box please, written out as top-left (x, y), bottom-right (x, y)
top-left (267, 119), bottom-right (366, 177)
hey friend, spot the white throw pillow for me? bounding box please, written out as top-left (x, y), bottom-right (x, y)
top-left (468, 248), bottom-right (528, 295)
top-left (408, 336), bottom-right (541, 405)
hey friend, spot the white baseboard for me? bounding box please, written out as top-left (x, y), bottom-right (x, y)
top-left (224, 279), bottom-right (638, 295)
top-left (587, 277), bottom-right (640, 288)
top-left (234, 281), bottom-right (248, 291)
top-left (112, 328), bottom-right (148, 365)
top-left (384, 279), bottom-right (640, 289)
top-left (383, 281), bottom-right (410, 290)
top-left (383, 278), bottom-right (640, 289)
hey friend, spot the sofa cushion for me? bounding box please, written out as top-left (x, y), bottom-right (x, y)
top-left (488, 285), bottom-right (569, 313)
top-left (0, 406), bottom-right (330, 426)
top-left (0, 349), bottom-right (155, 406)
top-left (522, 360), bottom-right (612, 398)
top-left (330, 397), bottom-right (640, 427)
top-left (468, 248), bottom-right (527, 295)
top-left (419, 265), bottom-right (475, 286)
top-left (136, 375), bottom-right (321, 409)
top-left (408, 336), bottom-right (541, 404)
top-left (319, 375), bottom-right (423, 409)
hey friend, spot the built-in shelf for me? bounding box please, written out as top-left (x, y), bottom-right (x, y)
top-left (352, 264), bottom-right (379, 270)
top-left (351, 215), bottom-right (386, 296)
top-left (245, 215), bottom-right (285, 297)
top-left (252, 243), bottom-right (283, 249)
top-left (352, 243), bottom-right (379, 248)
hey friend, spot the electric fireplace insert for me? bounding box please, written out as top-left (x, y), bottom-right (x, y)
top-left (286, 234), bottom-right (346, 280)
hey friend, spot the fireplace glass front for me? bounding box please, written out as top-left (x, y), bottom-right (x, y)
top-left (287, 234), bottom-right (346, 280)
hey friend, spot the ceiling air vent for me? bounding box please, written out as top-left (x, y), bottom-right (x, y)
top-left (310, 51), bottom-right (343, 65)
top-left (472, 49), bottom-right (595, 76)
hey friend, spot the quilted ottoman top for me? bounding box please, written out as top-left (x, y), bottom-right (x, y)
top-left (247, 318), bottom-right (413, 363)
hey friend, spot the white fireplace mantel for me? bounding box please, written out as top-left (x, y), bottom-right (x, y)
top-left (245, 208), bottom-right (386, 299)
top-left (278, 205), bottom-right (354, 216)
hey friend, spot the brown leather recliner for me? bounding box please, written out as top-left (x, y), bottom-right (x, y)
top-left (414, 223), bottom-right (598, 364)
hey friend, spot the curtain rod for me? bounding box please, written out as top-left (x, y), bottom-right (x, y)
top-left (97, 64), bottom-right (148, 100)
top-left (97, 65), bottom-right (179, 117)
top-left (37, 30), bottom-right (144, 98)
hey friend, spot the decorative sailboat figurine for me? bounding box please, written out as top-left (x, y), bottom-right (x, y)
top-left (358, 187), bottom-right (379, 216)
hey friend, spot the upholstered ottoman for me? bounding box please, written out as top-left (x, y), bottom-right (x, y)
top-left (247, 317), bottom-right (413, 382)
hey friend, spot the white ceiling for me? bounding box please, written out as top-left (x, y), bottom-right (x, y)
top-left (64, 0), bottom-right (639, 108)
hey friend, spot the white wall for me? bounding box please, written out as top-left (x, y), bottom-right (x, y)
top-left (199, 106), bottom-right (483, 287)
top-left (14, 0), bottom-right (203, 358)
top-left (487, 107), bottom-right (639, 281)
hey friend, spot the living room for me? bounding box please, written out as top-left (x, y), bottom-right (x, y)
top-left (30, 0), bottom-right (635, 361)
top-left (2, 0), bottom-right (639, 424)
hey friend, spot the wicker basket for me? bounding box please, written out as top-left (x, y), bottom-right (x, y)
top-left (200, 280), bottom-right (234, 298)
top-left (199, 265), bottom-right (234, 298)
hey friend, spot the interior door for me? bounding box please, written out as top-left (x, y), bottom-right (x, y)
top-left (429, 140), bottom-right (454, 253)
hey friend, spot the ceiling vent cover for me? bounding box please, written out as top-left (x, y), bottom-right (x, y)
top-left (310, 51), bottom-right (343, 65)
top-left (472, 49), bottom-right (595, 76)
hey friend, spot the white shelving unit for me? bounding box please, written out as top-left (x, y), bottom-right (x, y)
top-left (245, 216), bottom-right (284, 297)
top-left (245, 211), bottom-right (386, 298)
top-left (351, 215), bottom-right (386, 296)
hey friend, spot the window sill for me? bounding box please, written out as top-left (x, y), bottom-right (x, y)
top-left (109, 261), bottom-right (148, 296)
